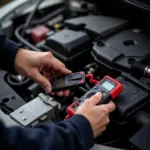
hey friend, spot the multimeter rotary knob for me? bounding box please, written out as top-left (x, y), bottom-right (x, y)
top-left (68, 73), bottom-right (83, 84)
top-left (86, 91), bottom-right (97, 99)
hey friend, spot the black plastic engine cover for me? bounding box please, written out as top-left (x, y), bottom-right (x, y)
top-left (65, 15), bottom-right (129, 38)
top-left (92, 29), bottom-right (150, 73)
top-left (43, 29), bottom-right (92, 70)
top-left (130, 121), bottom-right (150, 150)
top-left (112, 73), bottom-right (150, 123)
top-left (0, 71), bottom-right (26, 113)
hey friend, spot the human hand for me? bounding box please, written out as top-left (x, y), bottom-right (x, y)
top-left (14, 48), bottom-right (72, 96)
top-left (76, 92), bottom-right (116, 137)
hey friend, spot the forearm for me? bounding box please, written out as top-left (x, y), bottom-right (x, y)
top-left (0, 32), bottom-right (20, 73)
top-left (0, 115), bottom-right (94, 150)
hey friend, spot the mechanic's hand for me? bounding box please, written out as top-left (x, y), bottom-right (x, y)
top-left (15, 48), bottom-right (72, 96)
top-left (76, 92), bottom-right (116, 137)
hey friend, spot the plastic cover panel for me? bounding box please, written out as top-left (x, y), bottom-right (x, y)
top-left (65, 15), bottom-right (129, 37)
top-left (45, 29), bottom-right (91, 57)
top-left (106, 29), bottom-right (150, 57)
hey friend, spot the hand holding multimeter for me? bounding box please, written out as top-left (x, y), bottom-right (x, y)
top-left (51, 72), bottom-right (123, 117)
top-left (51, 72), bottom-right (86, 92)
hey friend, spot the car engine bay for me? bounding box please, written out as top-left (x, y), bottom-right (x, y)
top-left (1, 0), bottom-right (150, 149)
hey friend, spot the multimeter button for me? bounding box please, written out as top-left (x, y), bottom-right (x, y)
top-left (101, 88), bottom-right (104, 93)
top-left (77, 100), bottom-right (82, 103)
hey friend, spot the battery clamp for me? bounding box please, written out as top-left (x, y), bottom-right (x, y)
top-left (10, 93), bottom-right (61, 127)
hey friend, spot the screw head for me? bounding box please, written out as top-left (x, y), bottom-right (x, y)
top-left (22, 116), bottom-right (27, 121)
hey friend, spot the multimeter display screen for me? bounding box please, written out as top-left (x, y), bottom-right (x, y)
top-left (101, 80), bottom-right (115, 91)
top-left (54, 78), bottom-right (64, 86)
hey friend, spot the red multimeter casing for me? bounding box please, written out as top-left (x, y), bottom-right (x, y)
top-left (66, 76), bottom-right (123, 118)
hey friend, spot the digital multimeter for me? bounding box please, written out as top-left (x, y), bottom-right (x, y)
top-left (51, 72), bottom-right (86, 92)
top-left (66, 76), bottom-right (123, 118)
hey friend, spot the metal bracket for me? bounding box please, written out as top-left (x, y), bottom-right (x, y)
top-left (10, 93), bottom-right (60, 127)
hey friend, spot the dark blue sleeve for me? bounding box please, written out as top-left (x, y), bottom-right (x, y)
top-left (0, 32), bottom-right (20, 73)
top-left (0, 115), bottom-right (94, 150)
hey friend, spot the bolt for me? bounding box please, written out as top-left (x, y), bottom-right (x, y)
top-left (49, 97), bottom-right (53, 101)
top-left (22, 116), bottom-right (27, 121)
top-left (89, 68), bottom-right (95, 73)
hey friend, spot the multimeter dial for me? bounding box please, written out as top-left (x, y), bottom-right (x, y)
top-left (68, 73), bottom-right (83, 84)
top-left (86, 91), bottom-right (97, 99)
top-left (78, 84), bottom-right (111, 104)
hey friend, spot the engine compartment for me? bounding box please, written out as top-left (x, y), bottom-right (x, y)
top-left (1, 0), bottom-right (150, 149)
